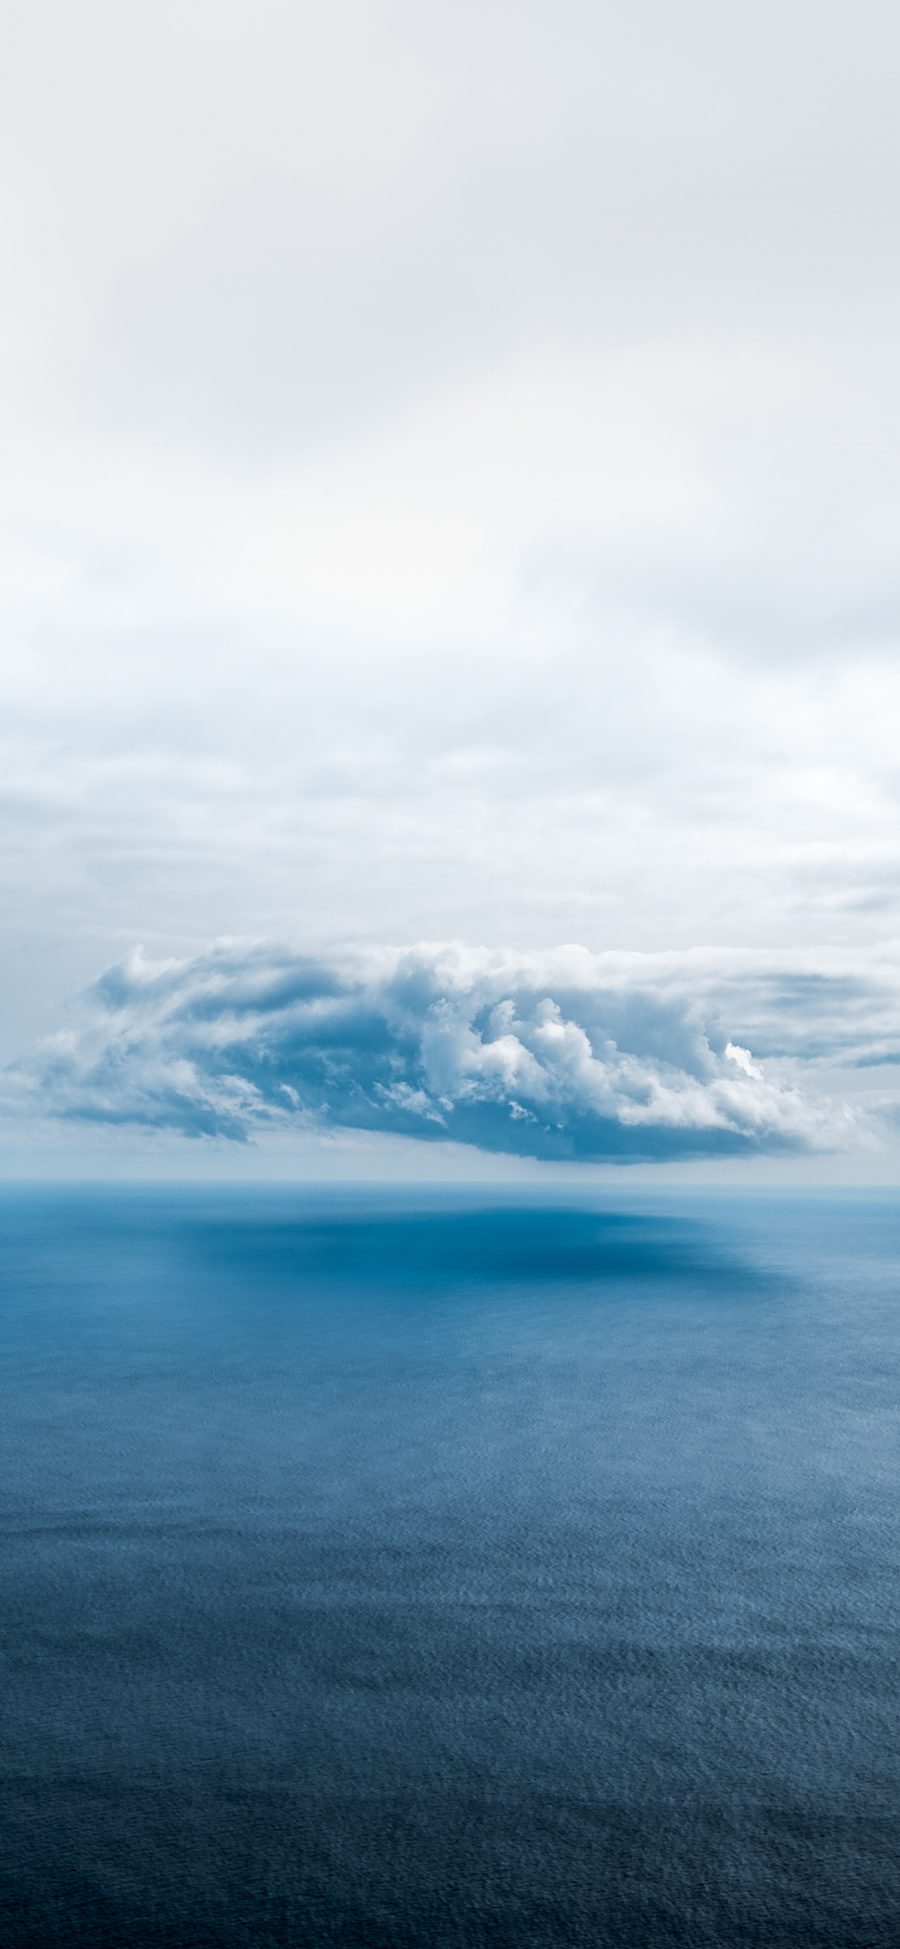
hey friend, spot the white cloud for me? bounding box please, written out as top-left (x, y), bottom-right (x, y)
top-left (2, 940), bottom-right (865, 1161)
top-left (2, 0), bottom-right (900, 1154)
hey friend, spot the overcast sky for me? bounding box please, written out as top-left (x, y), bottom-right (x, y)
top-left (3, 1), bottom-right (900, 1176)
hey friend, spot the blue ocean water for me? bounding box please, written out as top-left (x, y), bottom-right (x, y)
top-left (0, 1186), bottom-right (898, 1947)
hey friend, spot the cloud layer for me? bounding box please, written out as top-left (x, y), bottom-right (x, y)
top-left (4, 3), bottom-right (900, 1082)
top-left (4, 941), bottom-right (863, 1162)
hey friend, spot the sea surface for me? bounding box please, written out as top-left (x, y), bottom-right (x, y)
top-left (0, 1184), bottom-right (898, 1947)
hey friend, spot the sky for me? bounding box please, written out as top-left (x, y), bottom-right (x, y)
top-left (3, 0), bottom-right (900, 1180)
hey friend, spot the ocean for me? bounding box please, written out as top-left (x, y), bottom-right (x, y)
top-left (0, 1184), bottom-right (898, 1946)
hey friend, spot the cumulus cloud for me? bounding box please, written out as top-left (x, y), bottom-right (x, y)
top-left (2, 941), bottom-right (860, 1161)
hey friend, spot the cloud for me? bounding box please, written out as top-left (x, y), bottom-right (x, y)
top-left (3, 941), bottom-right (860, 1161)
top-left (5, 3), bottom-right (900, 1066)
